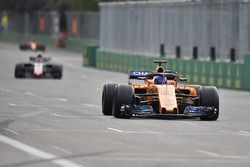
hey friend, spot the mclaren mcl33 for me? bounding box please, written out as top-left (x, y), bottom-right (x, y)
top-left (102, 60), bottom-right (219, 121)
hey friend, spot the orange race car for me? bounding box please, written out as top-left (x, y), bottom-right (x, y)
top-left (19, 40), bottom-right (46, 51)
top-left (102, 60), bottom-right (219, 121)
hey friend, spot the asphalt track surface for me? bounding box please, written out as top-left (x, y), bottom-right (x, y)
top-left (0, 42), bottom-right (250, 167)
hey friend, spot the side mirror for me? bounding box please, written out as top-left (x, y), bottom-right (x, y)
top-left (179, 78), bottom-right (188, 82)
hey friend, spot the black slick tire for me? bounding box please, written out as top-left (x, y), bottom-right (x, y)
top-left (37, 45), bottom-right (46, 51)
top-left (199, 86), bottom-right (219, 121)
top-left (52, 65), bottom-right (63, 79)
top-left (15, 64), bottom-right (25, 78)
top-left (19, 44), bottom-right (27, 50)
top-left (102, 83), bottom-right (117, 116)
top-left (112, 84), bottom-right (134, 119)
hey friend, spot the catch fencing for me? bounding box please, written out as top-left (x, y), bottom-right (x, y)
top-left (99, 0), bottom-right (250, 61)
top-left (1, 11), bottom-right (100, 44)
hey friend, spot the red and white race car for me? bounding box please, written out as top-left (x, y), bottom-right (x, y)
top-left (15, 55), bottom-right (63, 79)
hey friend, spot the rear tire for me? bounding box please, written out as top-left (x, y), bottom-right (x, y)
top-left (102, 83), bottom-right (117, 115)
top-left (19, 44), bottom-right (27, 50)
top-left (52, 65), bottom-right (63, 79)
top-left (199, 86), bottom-right (219, 121)
top-left (112, 84), bottom-right (134, 119)
top-left (37, 45), bottom-right (46, 51)
top-left (15, 64), bottom-right (25, 78)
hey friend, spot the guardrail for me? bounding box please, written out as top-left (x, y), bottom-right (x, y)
top-left (84, 48), bottom-right (250, 91)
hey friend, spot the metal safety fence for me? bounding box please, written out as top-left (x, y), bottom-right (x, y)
top-left (99, 0), bottom-right (250, 62)
top-left (0, 11), bottom-right (100, 44)
top-left (66, 11), bottom-right (100, 40)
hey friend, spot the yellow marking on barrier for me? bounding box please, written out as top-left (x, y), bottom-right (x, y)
top-left (209, 78), bottom-right (214, 85)
top-left (187, 63), bottom-right (190, 72)
top-left (210, 63), bottom-right (214, 75)
top-left (227, 65), bottom-right (231, 77)
top-left (236, 65), bottom-right (240, 78)
top-left (227, 79), bottom-right (232, 88)
top-left (218, 78), bottom-right (223, 87)
top-left (193, 76), bottom-right (198, 83)
top-left (218, 64), bottom-right (222, 77)
top-left (201, 77), bottom-right (206, 85)
top-left (236, 80), bottom-right (241, 89)
top-left (179, 62), bottom-right (183, 71)
top-left (186, 74), bottom-right (190, 81)
top-left (194, 62), bottom-right (198, 74)
top-left (172, 62), bottom-right (176, 71)
top-left (202, 64), bottom-right (206, 74)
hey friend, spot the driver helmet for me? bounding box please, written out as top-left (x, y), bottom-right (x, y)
top-left (37, 52), bottom-right (43, 62)
top-left (154, 76), bottom-right (167, 84)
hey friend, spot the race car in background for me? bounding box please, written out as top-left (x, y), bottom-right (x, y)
top-left (102, 60), bottom-right (219, 121)
top-left (19, 40), bottom-right (46, 51)
top-left (15, 54), bottom-right (63, 79)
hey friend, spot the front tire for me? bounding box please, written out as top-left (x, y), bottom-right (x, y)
top-left (199, 86), bottom-right (219, 121)
top-left (112, 84), bottom-right (134, 119)
top-left (19, 44), bottom-right (27, 50)
top-left (102, 83), bottom-right (117, 115)
top-left (15, 64), bottom-right (25, 78)
top-left (37, 45), bottom-right (46, 51)
top-left (52, 65), bottom-right (63, 79)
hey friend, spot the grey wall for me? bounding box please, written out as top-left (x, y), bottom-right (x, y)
top-left (99, 0), bottom-right (250, 61)
top-left (3, 11), bottom-right (100, 41)
top-left (66, 11), bottom-right (100, 40)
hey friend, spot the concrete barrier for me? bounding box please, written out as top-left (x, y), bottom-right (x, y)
top-left (85, 48), bottom-right (250, 91)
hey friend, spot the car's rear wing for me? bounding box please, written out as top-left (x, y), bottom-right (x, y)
top-left (29, 56), bottom-right (51, 62)
top-left (129, 70), bottom-right (184, 82)
top-left (129, 71), bottom-right (152, 79)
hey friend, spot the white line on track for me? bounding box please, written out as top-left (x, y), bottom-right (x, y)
top-left (8, 103), bottom-right (41, 108)
top-left (50, 145), bottom-right (72, 155)
top-left (197, 150), bottom-right (250, 160)
top-left (107, 127), bottom-right (161, 134)
top-left (197, 150), bottom-right (220, 157)
top-left (54, 98), bottom-right (68, 102)
top-left (0, 134), bottom-right (83, 167)
top-left (81, 103), bottom-right (100, 108)
top-left (8, 103), bottom-right (17, 106)
top-left (239, 131), bottom-right (250, 137)
top-left (20, 111), bottom-right (47, 118)
top-left (3, 128), bottom-right (19, 135)
top-left (223, 155), bottom-right (250, 160)
top-left (49, 113), bottom-right (81, 118)
top-left (108, 127), bottom-right (123, 133)
top-left (0, 87), bottom-right (13, 92)
top-left (25, 91), bottom-right (37, 96)
top-left (123, 130), bottom-right (161, 134)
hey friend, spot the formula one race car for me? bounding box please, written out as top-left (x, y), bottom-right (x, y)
top-left (102, 60), bottom-right (219, 121)
top-left (15, 54), bottom-right (63, 79)
top-left (19, 40), bottom-right (46, 51)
